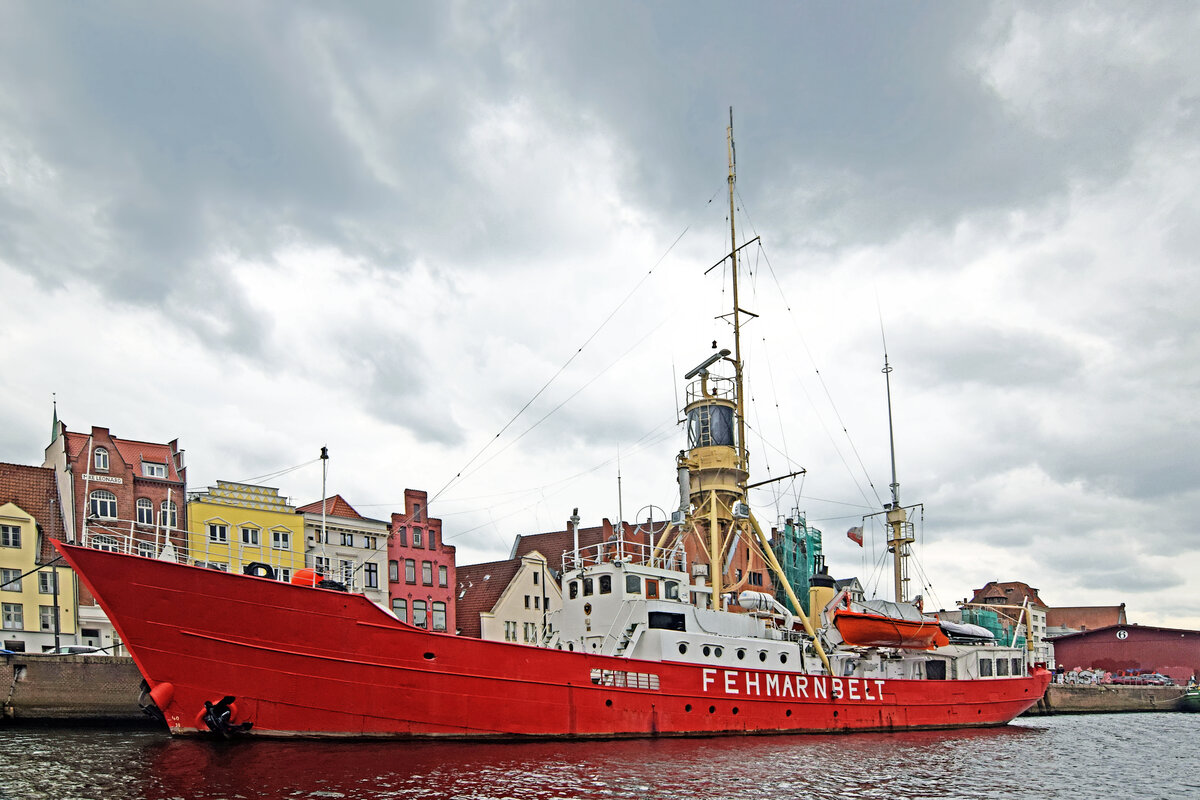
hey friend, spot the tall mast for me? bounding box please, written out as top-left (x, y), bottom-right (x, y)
top-left (882, 353), bottom-right (914, 603)
top-left (727, 108), bottom-right (748, 471)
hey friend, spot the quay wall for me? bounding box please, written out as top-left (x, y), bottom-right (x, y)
top-left (1028, 684), bottom-right (1187, 715)
top-left (1, 653), bottom-right (147, 721)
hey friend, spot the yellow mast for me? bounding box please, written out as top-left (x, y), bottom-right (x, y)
top-left (669, 110), bottom-right (831, 673)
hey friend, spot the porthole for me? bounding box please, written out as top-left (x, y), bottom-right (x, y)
top-left (568, 642), bottom-right (574, 651)
top-left (685, 704), bottom-right (693, 712)
top-left (702, 645), bottom-right (711, 657)
top-left (678, 643), bottom-right (688, 655)
top-left (786, 709), bottom-right (792, 717)
top-left (714, 647), bottom-right (723, 657)
top-left (732, 707), bottom-right (739, 715)
top-left (833, 710), bottom-right (839, 718)
top-left (759, 651), bottom-right (767, 662)
top-left (736, 649), bottom-right (746, 660)
top-left (423, 652), bottom-right (435, 660)
top-left (708, 705), bottom-right (716, 713)
top-left (780, 653), bottom-right (788, 664)
top-left (605, 699), bottom-right (613, 707)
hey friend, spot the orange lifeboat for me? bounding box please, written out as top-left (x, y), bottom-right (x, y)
top-left (833, 607), bottom-right (949, 650)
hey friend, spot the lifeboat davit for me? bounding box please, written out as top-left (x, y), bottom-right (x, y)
top-left (830, 594), bottom-right (949, 650)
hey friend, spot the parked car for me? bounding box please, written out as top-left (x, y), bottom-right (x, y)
top-left (49, 645), bottom-right (110, 656)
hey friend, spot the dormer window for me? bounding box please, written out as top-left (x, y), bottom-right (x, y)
top-left (94, 447), bottom-right (109, 472)
top-left (142, 462), bottom-right (167, 478)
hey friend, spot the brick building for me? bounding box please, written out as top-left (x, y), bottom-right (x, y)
top-left (1049, 623), bottom-right (1200, 684)
top-left (387, 489), bottom-right (455, 631)
top-left (43, 423), bottom-right (188, 559)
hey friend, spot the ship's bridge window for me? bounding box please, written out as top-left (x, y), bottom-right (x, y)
top-left (583, 577), bottom-right (594, 597)
top-left (665, 581), bottom-right (680, 601)
top-left (648, 611), bottom-right (686, 632)
top-left (646, 579), bottom-right (659, 599)
top-left (979, 658), bottom-right (993, 677)
top-left (996, 658), bottom-right (1009, 677)
top-left (599, 575), bottom-right (612, 594)
top-left (626, 575), bottom-right (641, 594)
top-left (569, 581), bottom-right (579, 599)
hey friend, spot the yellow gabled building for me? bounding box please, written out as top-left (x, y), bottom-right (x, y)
top-left (186, 481), bottom-right (306, 581)
top-left (0, 462), bottom-right (78, 653)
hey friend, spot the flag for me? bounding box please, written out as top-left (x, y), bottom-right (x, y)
top-left (847, 526), bottom-right (864, 546)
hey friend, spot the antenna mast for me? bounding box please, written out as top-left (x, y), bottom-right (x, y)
top-left (727, 108), bottom-right (748, 471)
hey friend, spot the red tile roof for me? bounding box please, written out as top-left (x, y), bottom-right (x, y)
top-left (63, 430), bottom-right (183, 482)
top-left (970, 581), bottom-right (1048, 609)
top-left (1046, 605), bottom-right (1127, 632)
top-left (511, 519), bottom-right (663, 574)
top-left (298, 495), bottom-right (365, 520)
top-left (0, 462), bottom-right (67, 562)
top-left (454, 558), bottom-right (523, 639)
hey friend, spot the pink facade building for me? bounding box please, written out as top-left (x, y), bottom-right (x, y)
top-left (387, 489), bottom-right (455, 632)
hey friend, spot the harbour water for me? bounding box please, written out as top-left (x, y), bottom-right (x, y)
top-left (1, 714), bottom-right (1195, 800)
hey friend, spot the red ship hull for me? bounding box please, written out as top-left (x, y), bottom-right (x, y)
top-left (56, 542), bottom-right (1049, 739)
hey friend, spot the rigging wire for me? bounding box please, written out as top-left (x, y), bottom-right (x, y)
top-left (237, 457), bottom-right (321, 486)
top-left (429, 225), bottom-right (691, 506)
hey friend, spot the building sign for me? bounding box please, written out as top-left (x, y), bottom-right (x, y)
top-left (83, 474), bottom-right (124, 485)
top-left (702, 668), bottom-right (886, 702)
top-left (1116, 629), bottom-right (1128, 640)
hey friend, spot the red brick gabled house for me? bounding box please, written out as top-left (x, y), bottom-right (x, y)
top-left (387, 489), bottom-right (455, 632)
top-left (43, 423), bottom-right (188, 560)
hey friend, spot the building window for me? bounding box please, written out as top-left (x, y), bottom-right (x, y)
top-left (389, 560), bottom-right (399, 582)
top-left (392, 598), bottom-right (407, 623)
top-left (432, 601), bottom-right (446, 631)
top-left (241, 527), bottom-right (260, 546)
top-left (412, 600), bottom-right (427, 628)
top-left (339, 559), bottom-right (354, 586)
top-left (39, 605), bottom-right (56, 631)
top-left (438, 565), bottom-right (448, 587)
top-left (136, 498), bottom-right (154, 525)
top-left (38, 572), bottom-right (57, 594)
top-left (525, 594), bottom-right (531, 609)
top-left (0, 525), bottom-right (20, 548)
top-left (524, 622), bottom-right (537, 643)
top-left (533, 571), bottom-right (539, 585)
top-left (278, 568), bottom-right (291, 583)
top-left (94, 447), bottom-right (109, 471)
top-left (90, 490), bottom-right (118, 519)
top-left (405, 559), bottom-right (416, 583)
top-left (413, 528), bottom-right (422, 548)
top-left (314, 556), bottom-right (330, 574)
top-left (142, 462), bottom-right (167, 478)
top-left (341, 532), bottom-right (353, 547)
top-left (364, 535), bottom-right (377, 551)
top-left (92, 535), bottom-right (119, 552)
top-left (413, 503), bottom-right (422, 522)
top-left (208, 523), bottom-right (228, 543)
top-left (1, 569), bottom-right (21, 592)
top-left (272, 530), bottom-right (290, 550)
top-left (136, 540), bottom-right (155, 559)
top-left (2, 603), bottom-right (23, 630)
top-left (428, 529), bottom-right (437, 549)
top-left (364, 563), bottom-right (378, 589)
top-left (504, 620), bottom-right (517, 642)
top-left (421, 561), bottom-right (433, 585)
top-left (396, 526), bottom-right (407, 546)
top-left (159, 501), bottom-right (177, 528)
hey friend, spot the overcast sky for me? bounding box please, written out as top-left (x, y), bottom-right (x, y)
top-left (3, 1), bottom-right (1198, 628)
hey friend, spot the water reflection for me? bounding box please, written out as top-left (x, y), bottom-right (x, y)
top-left (3, 716), bottom-right (1195, 800)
